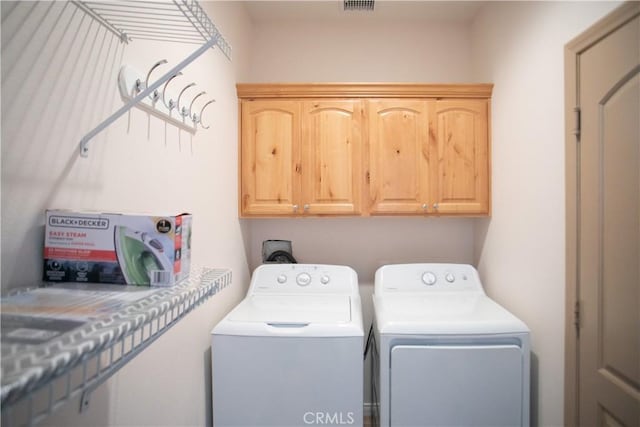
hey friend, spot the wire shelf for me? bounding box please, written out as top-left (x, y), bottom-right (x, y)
top-left (72, 0), bottom-right (231, 59)
top-left (1, 268), bottom-right (232, 427)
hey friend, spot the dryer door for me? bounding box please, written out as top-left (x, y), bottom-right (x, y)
top-left (390, 344), bottom-right (525, 426)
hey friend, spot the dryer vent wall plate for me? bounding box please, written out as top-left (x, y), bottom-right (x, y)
top-left (262, 240), bottom-right (297, 263)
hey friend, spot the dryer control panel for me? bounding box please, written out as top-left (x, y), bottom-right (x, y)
top-left (249, 264), bottom-right (359, 295)
top-left (375, 263), bottom-right (485, 294)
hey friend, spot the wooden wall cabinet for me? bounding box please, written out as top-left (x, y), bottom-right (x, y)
top-left (368, 100), bottom-right (430, 214)
top-left (302, 100), bottom-right (363, 215)
top-left (240, 100), bottom-right (300, 216)
top-left (240, 98), bottom-right (363, 216)
top-left (432, 99), bottom-right (489, 215)
top-left (367, 98), bottom-right (489, 215)
top-left (238, 84), bottom-right (492, 217)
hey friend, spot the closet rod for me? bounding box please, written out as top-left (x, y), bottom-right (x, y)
top-left (79, 37), bottom-right (217, 157)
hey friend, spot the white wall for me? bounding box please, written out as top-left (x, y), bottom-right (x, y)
top-left (1, 1), bottom-right (252, 425)
top-left (248, 18), bottom-right (472, 82)
top-left (248, 217), bottom-right (475, 280)
top-left (470, 2), bottom-right (621, 426)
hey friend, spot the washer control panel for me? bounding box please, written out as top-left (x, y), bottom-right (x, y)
top-left (376, 263), bottom-right (484, 294)
top-left (250, 264), bottom-right (357, 295)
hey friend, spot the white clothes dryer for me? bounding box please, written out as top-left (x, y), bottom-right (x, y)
top-left (212, 264), bottom-right (364, 427)
top-left (372, 263), bottom-right (530, 427)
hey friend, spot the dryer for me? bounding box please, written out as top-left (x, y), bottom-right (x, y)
top-left (372, 263), bottom-right (530, 427)
top-left (212, 264), bottom-right (363, 427)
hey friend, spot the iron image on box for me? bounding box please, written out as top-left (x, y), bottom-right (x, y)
top-left (43, 210), bottom-right (192, 286)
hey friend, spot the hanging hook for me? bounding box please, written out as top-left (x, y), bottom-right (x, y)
top-left (136, 59), bottom-right (167, 102)
top-left (197, 99), bottom-right (216, 129)
top-left (188, 91), bottom-right (206, 122)
top-left (177, 83), bottom-right (196, 118)
top-left (162, 72), bottom-right (183, 111)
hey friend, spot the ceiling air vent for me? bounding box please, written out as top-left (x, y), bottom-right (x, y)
top-left (344, 0), bottom-right (375, 11)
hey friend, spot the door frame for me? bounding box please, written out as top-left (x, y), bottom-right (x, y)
top-left (564, 3), bottom-right (640, 426)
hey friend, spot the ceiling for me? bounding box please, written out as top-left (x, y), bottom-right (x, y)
top-left (243, 1), bottom-right (486, 24)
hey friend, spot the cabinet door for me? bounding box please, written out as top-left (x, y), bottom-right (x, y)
top-left (368, 100), bottom-right (430, 214)
top-left (432, 99), bottom-right (490, 215)
top-left (240, 100), bottom-right (301, 216)
top-left (301, 101), bottom-right (363, 215)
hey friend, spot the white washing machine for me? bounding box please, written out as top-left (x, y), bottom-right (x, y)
top-left (212, 264), bottom-right (364, 427)
top-left (372, 263), bottom-right (530, 427)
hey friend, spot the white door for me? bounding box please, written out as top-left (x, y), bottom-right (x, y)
top-left (389, 344), bottom-right (525, 427)
top-left (567, 3), bottom-right (640, 426)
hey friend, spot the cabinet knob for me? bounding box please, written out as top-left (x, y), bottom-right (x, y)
top-left (422, 203), bottom-right (428, 210)
top-left (303, 204), bottom-right (310, 212)
top-left (293, 204), bottom-right (299, 212)
top-left (433, 203), bottom-right (439, 210)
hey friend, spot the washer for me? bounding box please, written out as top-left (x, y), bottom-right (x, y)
top-left (372, 263), bottom-right (530, 427)
top-left (212, 264), bottom-right (364, 427)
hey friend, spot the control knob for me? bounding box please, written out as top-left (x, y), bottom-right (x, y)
top-left (421, 271), bottom-right (437, 286)
top-left (296, 272), bottom-right (312, 286)
top-left (445, 273), bottom-right (455, 283)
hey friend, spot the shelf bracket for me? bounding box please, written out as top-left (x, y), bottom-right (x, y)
top-left (79, 36), bottom-right (217, 157)
top-left (79, 313), bottom-right (175, 413)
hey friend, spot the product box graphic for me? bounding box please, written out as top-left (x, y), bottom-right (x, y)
top-left (43, 210), bottom-right (192, 286)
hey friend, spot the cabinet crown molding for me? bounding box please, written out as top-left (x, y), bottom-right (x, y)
top-left (237, 83), bottom-right (493, 99)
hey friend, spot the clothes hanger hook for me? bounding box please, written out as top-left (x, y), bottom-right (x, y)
top-left (177, 83), bottom-right (196, 117)
top-left (162, 72), bottom-right (182, 111)
top-left (198, 99), bottom-right (216, 129)
top-left (188, 91), bottom-right (206, 121)
top-left (145, 59), bottom-right (168, 102)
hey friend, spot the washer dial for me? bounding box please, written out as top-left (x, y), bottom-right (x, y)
top-left (421, 271), bottom-right (437, 286)
top-left (296, 272), bottom-right (312, 286)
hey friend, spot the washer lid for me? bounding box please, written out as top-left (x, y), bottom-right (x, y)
top-left (228, 295), bottom-right (352, 324)
top-left (374, 294), bottom-right (529, 335)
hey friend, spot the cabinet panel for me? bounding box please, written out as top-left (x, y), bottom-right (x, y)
top-left (240, 101), bottom-right (301, 216)
top-left (433, 100), bottom-right (489, 215)
top-left (368, 101), bottom-right (430, 214)
top-left (302, 101), bottom-right (363, 215)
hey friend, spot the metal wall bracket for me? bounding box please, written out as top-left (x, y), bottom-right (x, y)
top-left (117, 63), bottom-right (216, 135)
top-left (79, 305), bottom-right (179, 413)
top-left (72, 0), bottom-right (232, 158)
top-left (79, 39), bottom-right (216, 157)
